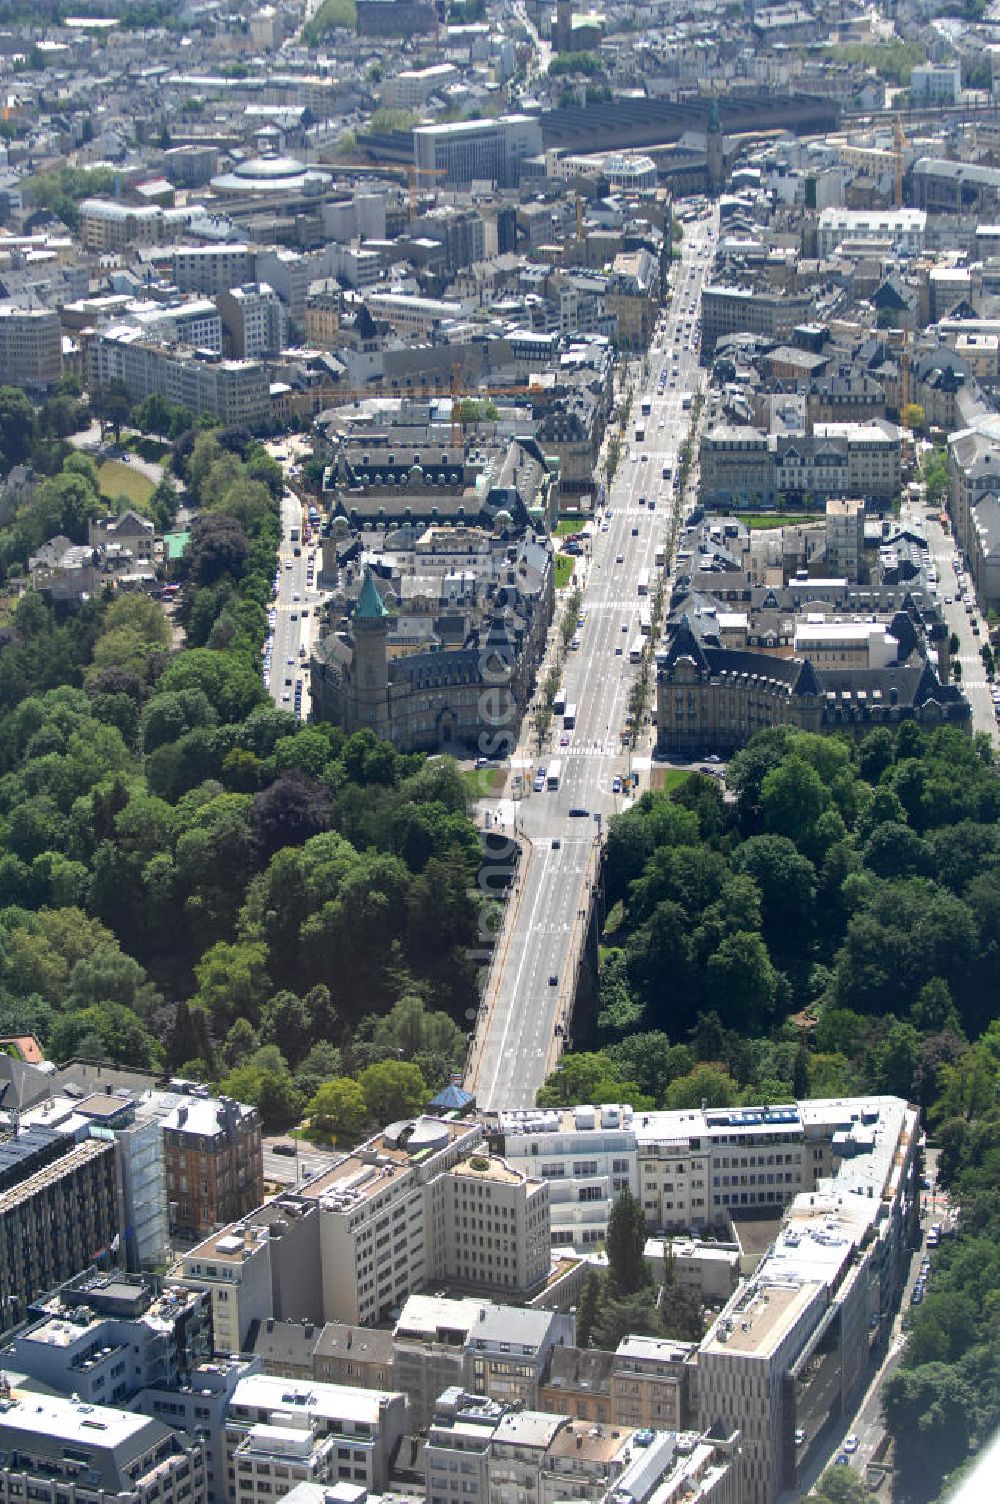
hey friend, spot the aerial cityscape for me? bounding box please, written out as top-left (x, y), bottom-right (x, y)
top-left (0, 0), bottom-right (998, 1502)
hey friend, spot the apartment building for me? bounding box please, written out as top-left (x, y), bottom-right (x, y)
top-left (217, 283), bottom-right (286, 359)
top-left (0, 306), bottom-right (61, 387)
top-left (161, 1096), bottom-right (263, 1240)
top-left (948, 418), bottom-right (1000, 609)
top-left (0, 1392), bottom-right (206, 1504)
top-left (611, 1337), bottom-right (693, 1432)
top-left (428, 1391), bottom-right (739, 1504)
top-left (173, 246), bottom-right (255, 296)
top-left (391, 1295), bottom-right (483, 1429)
top-left (176, 1219), bottom-right (276, 1356)
top-left (78, 199), bottom-right (173, 253)
top-left (465, 1305), bottom-right (573, 1409)
top-left (413, 116), bottom-right (543, 188)
top-left (696, 1096), bottom-right (920, 1504)
top-left (223, 1373), bottom-right (408, 1496)
top-left (487, 1105), bottom-right (637, 1249)
top-left (1, 1269), bottom-right (211, 1405)
top-left (0, 1134), bottom-right (124, 1339)
top-left (824, 496), bottom-right (866, 580)
top-left (86, 329), bottom-right (269, 427)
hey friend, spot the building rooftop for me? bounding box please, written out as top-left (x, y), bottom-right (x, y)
top-left (229, 1373), bottom-right (400, 1426)
top-left (701, 1278), bottom-right (823, 1359)
top-left (546, 1420), bottom-right (631, 1463)
top-left (491, 1409), bottom-right (567, 1450)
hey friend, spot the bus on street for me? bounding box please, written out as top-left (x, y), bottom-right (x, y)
top-left (629, 637), bottom-right (643, 664)
top-left (563, 703), bottom-right (577, 730)
top-left (637, 568), bottom-right (650, 596)
top-left (546, 759), bottom-right (563, 790)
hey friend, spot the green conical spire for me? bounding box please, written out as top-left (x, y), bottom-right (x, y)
top-left (356, 566), bottom-right (389, 620)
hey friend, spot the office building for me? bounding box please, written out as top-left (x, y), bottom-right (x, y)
top-left (178, 1117), bottom-right (554, 1339)
top-left (0, 1134), bottom-right (123, 1339)
top-left (86, 329), bottom-right (269, 427)
top-left (0, 306), bottom-right (61, 387)
top-left (487, 1105), bottom-right (637, 1249)
top-left (701, 287), bottom-right (814, 358)
top-left (173, 246), bottom-right (255, 296)
top-left (909, 64), bottom-right (961, 105)
top-left (816, 207), bottom-right (926, 258)
top-left (439, 1154), bottom-right (550, 1297)
top-left (414, 116), bottom-right (543, 189)
top-left (696, 1097), bottom-right (920, 1504)
top-left (0, 1391), bottom-right (206, 1504)
top-left (223, 1373), bottom-right (408, 1495)
top-left (126, 300), bottom-right (221, 352)
top-left (176, 1218), bottom-right (275, 1357)
top-left (78, 199), bottom-right (174, 253)
top-left (1, 1269), bottom-right (211, 1404)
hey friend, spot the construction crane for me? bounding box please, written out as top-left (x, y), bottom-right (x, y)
top-left (328, 160), bottom-right (446, 221)
top-left (893, 115), bottom-right (906, 209)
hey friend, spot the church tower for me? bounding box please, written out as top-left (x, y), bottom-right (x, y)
top-left (351, 567), bottom-right (390, 739)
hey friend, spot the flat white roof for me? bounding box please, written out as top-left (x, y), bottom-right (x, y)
top-left (0, 1392), bottom-right (154, 1448)
top-left (230, 1373), bottom-right (399, 1424)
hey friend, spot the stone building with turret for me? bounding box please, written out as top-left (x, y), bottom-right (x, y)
top-left (655, 612), bottom-right (969, 757)
top-left (311, 548), bottom-right (553, 754)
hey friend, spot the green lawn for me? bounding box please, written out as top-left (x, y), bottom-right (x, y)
top-left (96, 459), bottom-right (155, 509)
top-left (555, 516), bottom-right (586, 536)
top-left (651, 766), bottom-right (698, 794)
top-left (554, 553), bottom-right (576, 588)
top-left (734, 512), bottom-right (818, 530)
top-left (462, 766), bottom-right (509, 800)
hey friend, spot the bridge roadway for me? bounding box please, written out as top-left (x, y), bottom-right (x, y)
top-left (466, 213), bottom-right (716, 1110)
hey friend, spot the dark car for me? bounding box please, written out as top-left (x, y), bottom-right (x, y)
top-left (569, 807), bottom-right (590, 818)
top-left (272, 1142), bottom-right (297, 1157)
top-left (548, 974), bottom-right (558, 986)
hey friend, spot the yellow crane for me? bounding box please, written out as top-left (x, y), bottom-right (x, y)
top-left (329, 161), bottom-right (446, 222)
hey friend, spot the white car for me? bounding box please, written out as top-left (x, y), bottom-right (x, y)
top-left (843, 1437), bottom-right (859, 1455)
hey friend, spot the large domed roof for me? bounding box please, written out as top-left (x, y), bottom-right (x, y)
top-left (235, 153), bottom-right (308, 181)
top-left (210, 151), bottom-right (333, 197)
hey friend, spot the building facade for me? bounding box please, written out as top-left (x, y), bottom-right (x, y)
top-left (0, 306), bottom-right (61, 387)
top-left (161, 1096), bottom-right (263, 1240)
top-left (0, 1136), bottom-right (124, 1339)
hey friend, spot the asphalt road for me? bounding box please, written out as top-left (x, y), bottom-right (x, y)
top-left (469, 212), bottom-right (717, 1110)
top-left (265, 483), bottom-right (325, 721)
top-left (898, 500), bottom-right (999, 744)
top-left (261, 1135), bottom-right (338, 1187)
